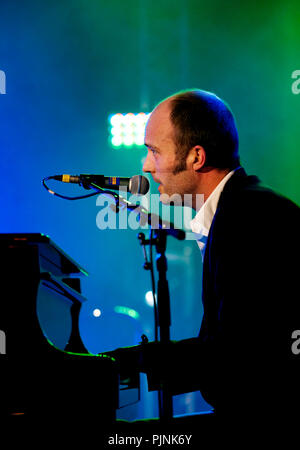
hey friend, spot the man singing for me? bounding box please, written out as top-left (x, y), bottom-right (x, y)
top-left (115, 89), bottom-right (300, 436)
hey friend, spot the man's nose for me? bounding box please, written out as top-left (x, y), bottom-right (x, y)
top-left (142, 151), bottom-right (154, 173)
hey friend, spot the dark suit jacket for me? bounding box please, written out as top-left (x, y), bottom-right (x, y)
top-left (115, 167), bottom-right (300, 426)
top-left (145, 167), bottom-right (300, 420)
top-left (192, 167), bottom-right (300, 417)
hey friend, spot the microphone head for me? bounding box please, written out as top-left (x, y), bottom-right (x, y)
top-left (129, 175), bottom-right (150, 195)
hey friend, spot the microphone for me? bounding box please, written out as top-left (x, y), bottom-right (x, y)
top-left (53, 174), bottom-right (150, 195)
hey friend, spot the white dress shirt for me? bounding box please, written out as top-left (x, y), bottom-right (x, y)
top-left (190, 169), bottom-right (238, 259)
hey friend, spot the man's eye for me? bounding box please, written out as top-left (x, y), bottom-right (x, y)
top-left (145, 146), bottom-right (158, 156)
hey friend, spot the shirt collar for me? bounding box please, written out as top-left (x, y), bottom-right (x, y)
top-left (190, 168), bottom-right (238, 256)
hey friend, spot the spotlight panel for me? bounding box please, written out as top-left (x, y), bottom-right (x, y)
top-left (109, 112), bottom-right (151, 147)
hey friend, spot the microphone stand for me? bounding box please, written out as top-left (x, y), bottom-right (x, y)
top-left (90, 184), bottom-right (185, 422)
top-left (153, 228), bottom-right (173, 422)
top-left (138, 228), bottom-right (174, 422)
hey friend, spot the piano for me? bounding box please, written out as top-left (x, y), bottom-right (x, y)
top-left (0, 233), bottom-right (119, 422)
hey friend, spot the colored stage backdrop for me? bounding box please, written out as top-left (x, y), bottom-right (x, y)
top-left (1, 0), bottom-right (299, 421)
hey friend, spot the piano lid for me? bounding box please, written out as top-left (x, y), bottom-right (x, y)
top-left (0, 233), bottom-right (88, 277)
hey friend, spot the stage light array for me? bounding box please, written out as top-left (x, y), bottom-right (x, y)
top-left (109, 113), bottom-right (150, 147)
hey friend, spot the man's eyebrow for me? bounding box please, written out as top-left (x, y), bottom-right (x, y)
top-left (144, 142), bottom-right (160, 151)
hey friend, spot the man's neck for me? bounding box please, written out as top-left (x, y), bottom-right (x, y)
top-left (192, 168), bottom-right (232, 211)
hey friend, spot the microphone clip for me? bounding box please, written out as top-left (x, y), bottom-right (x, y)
top-left (78, 175), bottom-right (100, 190)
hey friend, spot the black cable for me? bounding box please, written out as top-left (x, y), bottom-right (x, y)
top-left (42, 176), bottom-right (118, 201)
top-left (42, 176), bottom-right (99, 200)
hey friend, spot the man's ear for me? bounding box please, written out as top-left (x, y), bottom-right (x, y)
top-left (190, 145), bottom-right (206, 171)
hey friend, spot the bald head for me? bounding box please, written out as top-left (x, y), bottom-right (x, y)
top-left (145, 98), bottom-right (173, 145)
top-left (145, 97), bottom-right (187, 175)
top-left (143, 89), bottom-right (240, 208)
top-left (152, 89), bottom-right (240, 171)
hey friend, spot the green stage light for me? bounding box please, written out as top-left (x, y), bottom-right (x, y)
top-left (114, 305), bottom-right (140, 320)
top-left (109, 112), bottom-right (150, 147)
